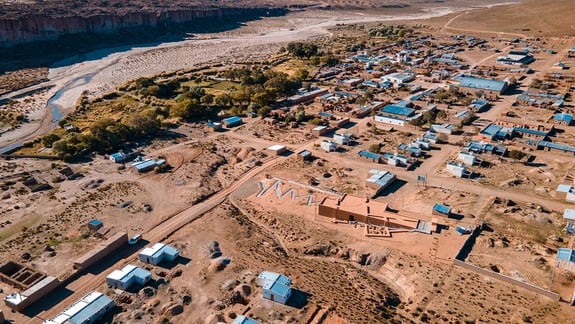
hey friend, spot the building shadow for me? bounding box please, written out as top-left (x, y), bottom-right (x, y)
top-left (448, 213), bottom-right (464, 221)
top-left (376, 179), bottom-right (407, 197)
top-left (155, 256), bottom-right (192, 270)
top-left (285, 289), bottom-right (311, 309)
top-left (435, 223), bottom-right (450, 234)
top-left (22, 286), bottom-right (74, 317)
top-left (86, 239), bottom-right (150, 275)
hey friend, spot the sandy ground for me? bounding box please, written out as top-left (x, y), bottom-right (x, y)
top-left (0, 1), bottom-right (516, 149)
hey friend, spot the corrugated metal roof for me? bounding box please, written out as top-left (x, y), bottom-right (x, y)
top-left (223, 116), bottom-right (242, 124)
top-left (381, 105), bottom-right (415, 116)
top-left (358, 150), bottom-right (381, 160)
top-left (554, 113), bottom-right (573, 122)
top-left (513, 127), bottom-right (547, 137)
top-left (538, 141), bottom-right (575, 153)
top-left (433, 203), bottom-right (451, 214)
top-left (46, 292), bottom-right (114, 324)
top-left (557, 248), bottom-right (575, 262)
top-left (233, 316), bottom-right (259, 324)
top-left (480, 124), bottom-right (502, 137)
top-left (265, 280), bottom-right (291, 297)
top-left (557, 184), bottom-right (575, 193)
top-left (457, 76), bottom-right (507, 92)
top-left (564, 209), bottom-right (575, 221)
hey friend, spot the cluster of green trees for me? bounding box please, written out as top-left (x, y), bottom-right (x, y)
top-left (367, 25), bottom-right (412, 38)
top-left (409, 109), bottom-right (440, 128)
top-left (218, 67), bottom-right (303, 116)
top-left (286, 42), bottom-right (318, 58)
top-left (45, 108), bottom-right (162, 160)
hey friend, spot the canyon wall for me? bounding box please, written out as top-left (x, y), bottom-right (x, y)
top-left (0, 7), bottom-right (283, 46)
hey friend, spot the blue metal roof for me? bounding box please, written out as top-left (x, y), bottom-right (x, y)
top-left (480, 124), bottom-right (502, 137)
top-left (564, 209), bottom-right (575, 221)
top-left (538, 141), bottom-right (575, 153)
top-left (233, 316), bottom-right (259, 324)
top-left (223, 116), bottom-right (242, 124)
top-left (557, 248), bottom-right (575, 262)
top-left (433, 203), bottom-right (451, 214)
top-left (153, 245), bottom-right (179, 259)
top-left (513, 127), bottom-right (548, 137)
top-left (358, 150), bottom-right (381, 160)
top-left (265, 280), bottom-right (291, 297)
top-left (381, 105), bottom-right (415, 116)
top-left (554, 113), bottom-right (572, 122)
top-left (68, 294), bottom-right (114, 324)
top-left (319, 111), bottom-right (333, 118)
top-left (89, 219), bottom-right (102, 226)
top-left (133, 159), bottom-right (156, 171)
top-left (457, 76), bottom-right (507, 92)
top-left (299, 150), bottom-right (312, 157)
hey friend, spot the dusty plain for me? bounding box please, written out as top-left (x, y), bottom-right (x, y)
top-left (1, 0), bottom-right (575, 323)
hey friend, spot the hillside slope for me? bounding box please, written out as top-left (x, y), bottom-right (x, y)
top-left (449, 0), bottom-right (575, 37)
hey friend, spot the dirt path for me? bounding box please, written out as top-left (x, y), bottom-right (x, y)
top-left (441, 11), bottom-right (526, 38)
top-left (34, 139), bottom-right (314, 322)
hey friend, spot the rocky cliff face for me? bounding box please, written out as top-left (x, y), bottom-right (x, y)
top-left (0, 7), bottom-right (281, 46)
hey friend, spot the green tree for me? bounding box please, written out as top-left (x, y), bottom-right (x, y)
top-left (369, 143), bottom-right (381, 154)
top-left (296, 68), bottom-right (309, 81)
top-left (257, 106), bottom-right (271, 118)
top-left (42, 134), bottom-right (60, 148)
top-left (509, 150), bottom-right (526, 160)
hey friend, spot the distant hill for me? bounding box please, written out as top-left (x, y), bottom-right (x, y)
top-left (449, 0), bottom-right (575, 37)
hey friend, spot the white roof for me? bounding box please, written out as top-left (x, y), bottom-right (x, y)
top-left (139, 242), bottom-right (166, 257)
top-left (557, 184), bottom-right (575, 193)
top-left (107, 264), bottom-right (137, 281)
top-left (267, 145), bottom-right (286, 151)
top-left (564, 209), bottom-right (575, 221)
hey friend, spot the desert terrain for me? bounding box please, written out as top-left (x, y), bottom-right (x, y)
top-left (1, 0), bottom-right (575, 323)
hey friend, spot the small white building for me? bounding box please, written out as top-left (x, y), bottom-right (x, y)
top-left (109, 152), bottom-right (127, 163)
top-left (430, 123), bottom-right (454, 135)
top-left (43, 292), bottom-right (114, 324)
top-left (267, 145), bottom-right (287, 156)
top-left (258, 271), bottom-right (292, 305)
top-left (320, 140), bottom-right (338, 152)
top-left (557, 184), bottom-right (575, 203)
top-left (446, 161), bottom-right (469, 178)
top-left (381, 72), bottom-right (414, 87)
top-left (139, 243), bottom-right (179, 265)
top-left (374, 115), bottom-right (406, 127)
top-left (333, 133), bottom-right (351, 145)
top-left (457, 151), bottom-right (477, 166)
top-left (106, 264), bottom-right (152, 291)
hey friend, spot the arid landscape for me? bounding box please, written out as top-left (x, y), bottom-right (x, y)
top-left (1, 0), bottom-right (575, 323)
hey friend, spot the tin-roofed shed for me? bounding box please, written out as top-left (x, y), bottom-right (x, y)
top-left (433, 203), bottom-right (452, 217)
top-left (139, 243), bottom-right (179, 265)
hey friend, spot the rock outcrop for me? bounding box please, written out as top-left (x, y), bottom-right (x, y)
top-left (0, 7), bottom-right (285, 46)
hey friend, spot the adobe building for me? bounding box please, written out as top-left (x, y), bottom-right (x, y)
top-left (317, 195), bottom-right (432, 233)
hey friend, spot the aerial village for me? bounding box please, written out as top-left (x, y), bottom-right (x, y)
top-left (2, 21), bottom-right (575, 323)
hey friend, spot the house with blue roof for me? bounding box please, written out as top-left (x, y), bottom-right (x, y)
top-left (554, 113), bottom-right (573, 126)
top-left (366, 169), bottom-right (396, 196)
top-left (512, 127), bottom-right (548, 141)
top-left (257, 271), bottom-right (292, 304)
top-left (44, 291), bottom-right (114, 324)
top-left (139, 243), bottom-right (179, 266)
top-left (557, 248), bottom-right (575, 272)
top-left (476, 124), bottom-right (505, 142)
top-left (233, 315), bottom-right (259, 324)
top-left (106, 264), bottom-right (152, 291)
top-left (454, 75), bottom-right (508, 99)
top-left (432, 203), bottom-right (451, 217)
top-left (222, 116), bottom-right (242, 128)
top-left (374, 104), bottom-right (416, 127)
top-left (109, 152), bottom-right (127, 163)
